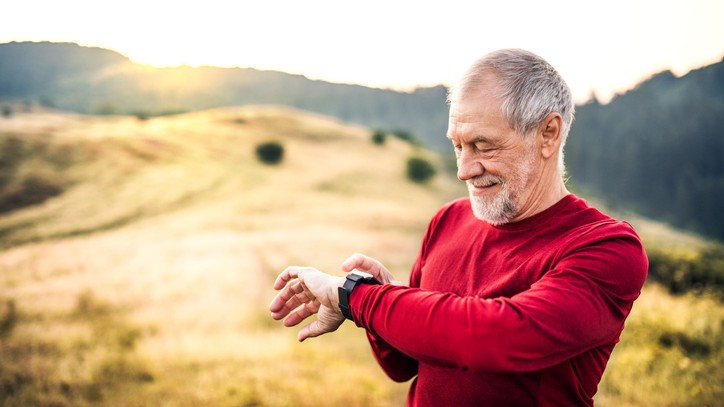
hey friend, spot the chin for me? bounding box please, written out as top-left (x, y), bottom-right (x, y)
top-left (469, 195), bottom-right (517, 225)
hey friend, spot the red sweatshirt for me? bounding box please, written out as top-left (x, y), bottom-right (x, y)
top-left (349, 194), bottom-right (648, 406)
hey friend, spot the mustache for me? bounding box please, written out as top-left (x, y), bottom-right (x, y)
top-left (468, 175), bottom-right (504, 188)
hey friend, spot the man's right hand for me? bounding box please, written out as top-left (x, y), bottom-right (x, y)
top-left (341, 253), bottom-right (403, 286)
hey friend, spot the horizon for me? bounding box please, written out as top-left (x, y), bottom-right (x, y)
top-left (3, 39), bottom-right (722, 102)
top-left (2, 0), bottom-right (723, 103)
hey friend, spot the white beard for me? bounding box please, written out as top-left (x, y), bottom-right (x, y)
top-left (467, 147), bottom-right (536, 225)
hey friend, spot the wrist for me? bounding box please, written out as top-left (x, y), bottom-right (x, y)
top-left (337, 271), bottom-right (378, 320)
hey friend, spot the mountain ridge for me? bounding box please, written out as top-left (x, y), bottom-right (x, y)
top-left (2, 41), bottom-right (723, 240)
top-left (0, 41), bottom-right (451, 149)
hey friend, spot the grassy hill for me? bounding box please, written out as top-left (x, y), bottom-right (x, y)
top-left (0, 107), bottom-right (722, 406)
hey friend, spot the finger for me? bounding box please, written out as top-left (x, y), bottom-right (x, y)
top-left (340, 253), bottom-right (390, 283)
top-left (273, 266), bottom-right (304, 290)
top-left (298, 320), bottom-right (322, 342)
top-left (340, 253), bottom-right (376, 273)
top-left (269, 279), bottom-right (315, 316)
top-left (269, 278), bottom-right (299, 314)
top-left (283, 300), bottom-right (321, 327)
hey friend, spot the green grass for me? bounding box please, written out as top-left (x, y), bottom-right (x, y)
top-left (598, 284), bottom-right (724, 406)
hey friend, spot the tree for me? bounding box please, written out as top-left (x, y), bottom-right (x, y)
top-left (371, 129), bottom-right (386, 145)
top-left (255, 141), bottom-right (285, 165)
top-left (392, 129), bottom-right (418, 145)
top-left (406, 156), bottom-right (436, 183)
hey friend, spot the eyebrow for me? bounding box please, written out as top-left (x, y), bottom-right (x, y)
top-left (447, 134), bottom-right (494, 144)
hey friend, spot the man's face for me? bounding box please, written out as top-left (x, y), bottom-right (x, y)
top-left (447, 81), bottom-right (540, 225)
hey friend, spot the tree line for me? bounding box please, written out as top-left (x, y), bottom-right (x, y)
top-left (1, 41), bottom-right (723, 241)
top-left (565, 61), bottom-right (724, 241)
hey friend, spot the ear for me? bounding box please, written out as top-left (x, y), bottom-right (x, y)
top-left (539, 112), bottom-right (563, 159)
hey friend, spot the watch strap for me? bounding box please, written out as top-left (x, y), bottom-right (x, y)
top-left (338, 271), bottom-right (377, 320)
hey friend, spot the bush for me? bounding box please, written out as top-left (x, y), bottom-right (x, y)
top-left (647, 247), bottom-right (724, 297)
top-left (255, 141), bottom-right (284, 165)
top-left (406, 156), bottom-right (436, 184)
top-left (371, 129), bottom-right (387, 145)
top-left (392, 129), bottom-right (419, 145)
top-left (0, 174), bottom-right (65, 213)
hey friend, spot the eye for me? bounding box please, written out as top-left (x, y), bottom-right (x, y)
top-left (474, 143), bottom-right (495, 153)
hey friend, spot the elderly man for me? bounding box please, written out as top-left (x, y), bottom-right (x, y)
top-left (269, 49), bottom-right (648, 406)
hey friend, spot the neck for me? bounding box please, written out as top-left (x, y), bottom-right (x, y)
top-left (511, 159), bottom-right (569, 223)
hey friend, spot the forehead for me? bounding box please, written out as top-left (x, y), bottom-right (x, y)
top-left (447, 86), bottom-right (512, 141)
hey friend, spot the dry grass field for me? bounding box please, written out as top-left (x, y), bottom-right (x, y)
top-left (0, 107), bottom-right (722, 406)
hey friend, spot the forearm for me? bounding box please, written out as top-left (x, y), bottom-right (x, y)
top-left (349, 281), bottom-right (633, 373)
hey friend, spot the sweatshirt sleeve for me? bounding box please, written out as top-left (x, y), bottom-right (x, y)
top-left (361, 241), bottom-right (427, 382)
top-left (349, 224), bottom-right (648, 373)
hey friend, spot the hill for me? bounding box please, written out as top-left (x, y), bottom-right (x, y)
top-left (0, 108), bottom-right (722, 405)
top-left (3, 41), bottom-right (724, 241)
top-left (566, 60), bottom-right (724, 241)
top-left (0, 41), bottom-right (451, 150)
top-left (0, 105), bottom-right (457, 406)
top-left (0, 105), bottom-right (459, 248)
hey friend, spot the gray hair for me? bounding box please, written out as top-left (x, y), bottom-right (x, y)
top-left (448, 49), bottom-right (575, 169)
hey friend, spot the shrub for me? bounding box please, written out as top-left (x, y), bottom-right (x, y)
top-left (371, 129), bottom-right (387, 145)
top-left (406, 156), bottom-right (436, 183)
top-left (646, 247), bottom-right (724, 297)
top-left (0, 173), bottom-right (65, 213)
top-left (255, 141), bottom-right (284, 165)
top-left (392, 129), bottom-right (419, 145)
top-left (0, 299), bottom-right (17, 339)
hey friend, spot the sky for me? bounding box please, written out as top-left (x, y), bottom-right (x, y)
top-left (2, 0), bottom-right (723, 103)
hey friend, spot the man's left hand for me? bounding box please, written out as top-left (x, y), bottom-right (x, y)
top-left (269, 266), bottom-right (345, 342)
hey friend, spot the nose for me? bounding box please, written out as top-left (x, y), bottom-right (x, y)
top-left (456, 149), bottom-right (484, 182)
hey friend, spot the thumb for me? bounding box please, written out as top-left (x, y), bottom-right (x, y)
top-left (298, 321), bottom-right (319, 342)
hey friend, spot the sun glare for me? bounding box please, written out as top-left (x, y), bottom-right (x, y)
top-left (1, 0), bottom-right (723, 99)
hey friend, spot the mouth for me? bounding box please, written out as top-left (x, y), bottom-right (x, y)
top-left (467, 175), bottom-right (503, 194)
top-left (471, 181), bottom-right (498, 188)
top-left (468, 180), bottom-right (500, 193)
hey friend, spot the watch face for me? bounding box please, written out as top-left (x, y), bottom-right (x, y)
top-left (350, 270), bottom-right (374, 279)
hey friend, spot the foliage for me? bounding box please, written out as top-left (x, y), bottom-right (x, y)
top-left (0, 292), bottom-right (152, 406)
top-left (371, 129), bottom-right (387, 145)
top-left (597, 284), bottom-right (724, 407)
top-left (391, 129), bottom-right (419, 145)
top-left (646, 246), bottom-right (724, 297)
top-left (255, 141), bottom-right (285, 165)
top-left (406, 156), bottom-right (436, 183)
top-left (566, 62), bottom-right (724, 241)
top-left (0, 134), bottom-right (73, 213)
top-left (0, 299), bottom-right (17, 339)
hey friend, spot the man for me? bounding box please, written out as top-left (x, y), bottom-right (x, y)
top-left (269, 49), bottom-right (648, 406)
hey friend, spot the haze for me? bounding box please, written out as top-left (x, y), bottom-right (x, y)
top-left (2, 0), bottom-right (723, 103)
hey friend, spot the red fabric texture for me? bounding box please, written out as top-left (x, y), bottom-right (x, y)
top-left (349, 194), bottom-right (648, 406)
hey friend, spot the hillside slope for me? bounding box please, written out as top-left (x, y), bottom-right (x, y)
top-left (0, 41), bottom-right (451, 150)
top-left (0, 107), bottom-right (722, 406)
top-left (0, 105), bottom-right (460, 249)
top-left (0, 106), bottom-right (462, 405)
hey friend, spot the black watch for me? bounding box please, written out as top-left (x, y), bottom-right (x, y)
top-left (338, 271), bottom-right (378, 320)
